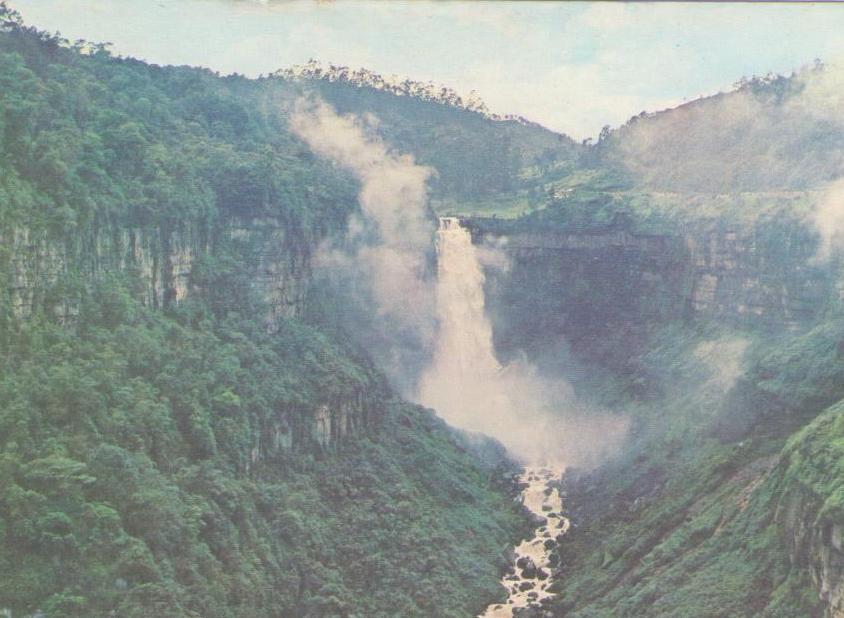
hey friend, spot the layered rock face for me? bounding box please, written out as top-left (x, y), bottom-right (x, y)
top-left (5, 217), bottom-right (311, 322)
top-left (684, 226), bottom-right (829, 325)
top-left (778, 489), bottom-right (844, 617)
top-left (467, 218), bottom-right (833, 361)
top-left (4, 216), bottom-right (381, 452)
top-left (310, 390), bottom-right (372, 449)
top-left (246, 390), bottom-right (376, 470)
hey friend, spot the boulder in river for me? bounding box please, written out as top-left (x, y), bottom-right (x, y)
top-left (517, 556), bottom-right (538, 579)
top-left (528, 512), bottom-right (548, 527)
top-left (515, 598), bottom-right (556, 617)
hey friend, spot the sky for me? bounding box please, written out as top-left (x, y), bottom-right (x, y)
top-left (11, 1), bottom-right (844, 139)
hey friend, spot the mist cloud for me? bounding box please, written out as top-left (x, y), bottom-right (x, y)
top-left (417, 221), bottom-right (628, 468)
top-left (694, 337), bottom-right (750, 393)
top-left (292, 99), bottom-right (627, 468)
top-left (290, 98), bottom-right (436, 391)
top-left (421, 354), bottom-right (629, 469)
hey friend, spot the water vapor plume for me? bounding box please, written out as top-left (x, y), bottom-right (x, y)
top-left (291, 101), bottom-right (626, 468)
top-left (810, 177), bottom-right (844, 262)
top-left (289, 98), bottom-right (437, 391)
top-left (417, 219), bottom-right (628, 468)
top-left (613, 61), bottom-right (844, 194)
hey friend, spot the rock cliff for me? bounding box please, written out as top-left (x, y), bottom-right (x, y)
top-left (4, 217), bottom-right (311, 323)
top-left (466, 216), bottom-right (833, 364)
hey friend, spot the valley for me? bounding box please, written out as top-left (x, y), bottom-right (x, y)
top-left (3, 3), bottom-right (844, 617)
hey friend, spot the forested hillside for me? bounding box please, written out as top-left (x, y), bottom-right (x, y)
top-left (310, 77), bottom-right (581, 204)
top-left (0, 7), bottom-right (529, 617)
top-left (594, 68), bottom-right (844, 193)
top-left (6, 1), bottom-right (844, 616)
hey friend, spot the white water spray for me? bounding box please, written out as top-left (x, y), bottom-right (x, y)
top-left (417, 217), bottom-right (510, 438)
top-left (418, 218), bottom-right (627, 467)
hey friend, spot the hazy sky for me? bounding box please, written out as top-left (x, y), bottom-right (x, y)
top-left (12, 1), bottom-right (844, 139)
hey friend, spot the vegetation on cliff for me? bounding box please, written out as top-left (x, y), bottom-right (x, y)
top-left (544, 320), bottom-right (844, 616)
top-left (5, 2), bottom-right (844, 616)
top-left (0, 293), bottom-right (527, 617)
top-left (0, 8), bottom-right (528, 617)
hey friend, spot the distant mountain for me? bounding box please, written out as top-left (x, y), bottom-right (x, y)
top-left (290, 67), bottom-right (583, 200)
top-left (594, 65), bottom-right (844, 193)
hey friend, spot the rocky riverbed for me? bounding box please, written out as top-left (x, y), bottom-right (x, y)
top-left (482, 466), bottom-right (569, 617)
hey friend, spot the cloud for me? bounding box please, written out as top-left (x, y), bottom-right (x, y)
top-left (289, 97), bottom-right (437, 392)
top-left (417, 221), bottom-right (628, 468)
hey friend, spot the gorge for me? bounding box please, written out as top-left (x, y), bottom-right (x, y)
top-left (4, 4), bottom-right (844, 617)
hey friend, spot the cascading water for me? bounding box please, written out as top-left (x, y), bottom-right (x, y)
top-left (417, 218), bottom-right (591, 466)
top-left (417, 217), bottom-right (504, 433)
top-left (483, 467), bottom-right (569, 617)
top-left (418, 217), bottom-right (568, 616)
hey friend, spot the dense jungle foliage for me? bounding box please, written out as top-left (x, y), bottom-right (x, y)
top-left (0, 7), bottom-right (529, 617)
top-left (0, 288), bottom-right (527, 617)
top-left (5, 2), bottom-right (844, 616)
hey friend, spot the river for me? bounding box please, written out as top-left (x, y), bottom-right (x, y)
top-left (482, 466), bottom-right (568, 616)
top-left (417, 218), bottom-right (570, 615)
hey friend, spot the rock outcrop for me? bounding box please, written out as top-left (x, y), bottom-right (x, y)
top-left (768, 405), bottom-right (844, 617)
top-left (777, 487), bottom-right (844, 617)
top-left (466, 216), bottom-right (833, 363)
top-left (4, 216), bottom-right (312, 324)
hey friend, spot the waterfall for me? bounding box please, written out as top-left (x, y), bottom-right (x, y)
top-left (417, 220), bottom-right (569, 616)
top-left (417, 217), bottom-right (509, 439)
top-left (425, 217), bottom-right (500, 379)
top-left (417, 217), bottom-right (561, 464)
top-left (418, 217), bottom-right (627, 468)
top-left (418, 217), bottom-right (628, 615)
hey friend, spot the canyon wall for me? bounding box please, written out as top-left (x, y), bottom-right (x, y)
top-left (4, 217), bottom-right (311, 323)
top-left (466, 216), bottom-right (834, 362)
top-left (2, 216), bottom-right (378, 453)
